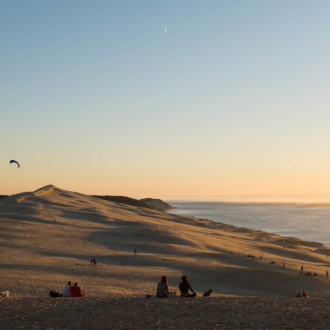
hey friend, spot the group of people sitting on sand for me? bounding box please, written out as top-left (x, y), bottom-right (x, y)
top-left (304, 271), bottom-right (317, 277)
top-left (63, 281), bottom-right (86, 297)
top-left (296, 291), bottom-right (309, 298)
top-left (156, 275), bottom-right (213, 298)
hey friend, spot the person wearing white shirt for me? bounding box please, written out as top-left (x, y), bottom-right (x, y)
top-left (63, 281), bottom-right (72, 297)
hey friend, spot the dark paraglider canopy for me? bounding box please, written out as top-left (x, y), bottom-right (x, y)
top-left (10, 160), bottom-right (20, 168)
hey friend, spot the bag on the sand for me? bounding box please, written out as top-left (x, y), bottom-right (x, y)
top-left (49, 290), bottom-right (62, 298)
top-left (167, 290), bottom-right (177, 298)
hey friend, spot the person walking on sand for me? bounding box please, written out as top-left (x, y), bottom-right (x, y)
top-left (327, 270), bottom-right (329, 278)
top-left (63, 281), bottom-right (72, 297)
top-left (134, 248), bottom-right (137, 255)
top-left (301, 265), bottom-right (303, 274)
top-left (179, 275), bottom-right (196, 297)
top-left (156, 276), bottom-right (169, 298)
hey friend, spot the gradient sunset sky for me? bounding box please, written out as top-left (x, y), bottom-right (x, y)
top-left (2, 1), bottom-right (330, 199)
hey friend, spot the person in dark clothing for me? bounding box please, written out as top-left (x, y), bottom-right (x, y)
top-left (156, 276), bottom-right (169, 298)
top-left (179, 275), bottom-right (196, 297)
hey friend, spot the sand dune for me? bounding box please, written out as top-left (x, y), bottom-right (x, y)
top-left (1, 185), bottom-right (330, 299)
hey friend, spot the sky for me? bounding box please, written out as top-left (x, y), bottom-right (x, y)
top-left (2, 0), bottom-right (330, 199)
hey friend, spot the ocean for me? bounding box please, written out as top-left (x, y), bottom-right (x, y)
top-left (167, 201), bottom-right (330, 247)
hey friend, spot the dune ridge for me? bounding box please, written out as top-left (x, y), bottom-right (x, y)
top-left (4, 184), bottom-right (56, 203)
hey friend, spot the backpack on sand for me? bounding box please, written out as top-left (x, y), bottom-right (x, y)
top-left (49, 290), bottom-right (62, 297)
top-left (167, 290), bottom-right (177, 298)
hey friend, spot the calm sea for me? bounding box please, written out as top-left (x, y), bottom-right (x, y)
top-left (167, 201), bottom-right (330, 247)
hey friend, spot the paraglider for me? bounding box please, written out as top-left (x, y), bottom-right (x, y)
top-left (10, 160), bottom-right (20, 168)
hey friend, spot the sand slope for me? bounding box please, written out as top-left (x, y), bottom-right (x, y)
top-left (1, 185), bottom-right (330, 298)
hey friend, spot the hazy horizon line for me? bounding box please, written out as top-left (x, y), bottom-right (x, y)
top-left (162, 196), bottom-right (330, 203)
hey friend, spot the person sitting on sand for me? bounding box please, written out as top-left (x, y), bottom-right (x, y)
top-left (203, 289), bottom-right (213, 297)
top-left (179, 275), bottom-right (196, 297)
top-left (0, 291), bottom-right (9, 298)
top-left (90, 258), bottom-right (97, 266)
top-left (63, 281), bottom-right (72, 297)
top-left (70, 283), bottom-right (85, 297)
top-left (302, 291), bottom-right (309, 298)
top-left (156, 276), bottom-right (169, 298)
top-left (296, 291), bottom-right (303, 297)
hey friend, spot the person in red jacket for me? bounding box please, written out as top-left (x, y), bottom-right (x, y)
top-left (70, 283), bottom-right (85, 297)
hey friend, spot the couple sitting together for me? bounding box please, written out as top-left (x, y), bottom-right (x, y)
top-left (63, 281), bottom-right (86, 297)
top-left (296, 291), bottom-right (309, 298)
top-left (156, 275), bottom-right (213, 298)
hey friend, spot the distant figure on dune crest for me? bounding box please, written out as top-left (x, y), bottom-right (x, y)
top-left (301, 265), bottom-right (303, 274)
top-left (134, 248), bottom-right (137, 255)
top-left (179, 275), bottom-right (196, 298)
top-left (70, 283), bottom-right (85, 297)
top-left (203, 289), bottom-right (213, 297)
top-left (156, 276), bottom-right (169, 298)
top-left (63, 281), bottom-right (72, 297)
top-left (90, 258), bottom-right (97, 266)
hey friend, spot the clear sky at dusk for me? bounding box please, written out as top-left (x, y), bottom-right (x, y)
top-left (2, 1), bottom-right (330, 199)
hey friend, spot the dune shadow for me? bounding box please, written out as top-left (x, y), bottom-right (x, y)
top-left (257, 245), bottom-right (326, 263)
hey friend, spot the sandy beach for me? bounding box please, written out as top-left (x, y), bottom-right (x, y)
top-left (1, 185), bottom-right (330, 328)
top-left (2, 297), bottom-right (330, 329)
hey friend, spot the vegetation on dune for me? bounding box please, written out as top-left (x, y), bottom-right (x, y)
top-left (92, 195), bottom-right (157, 210)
